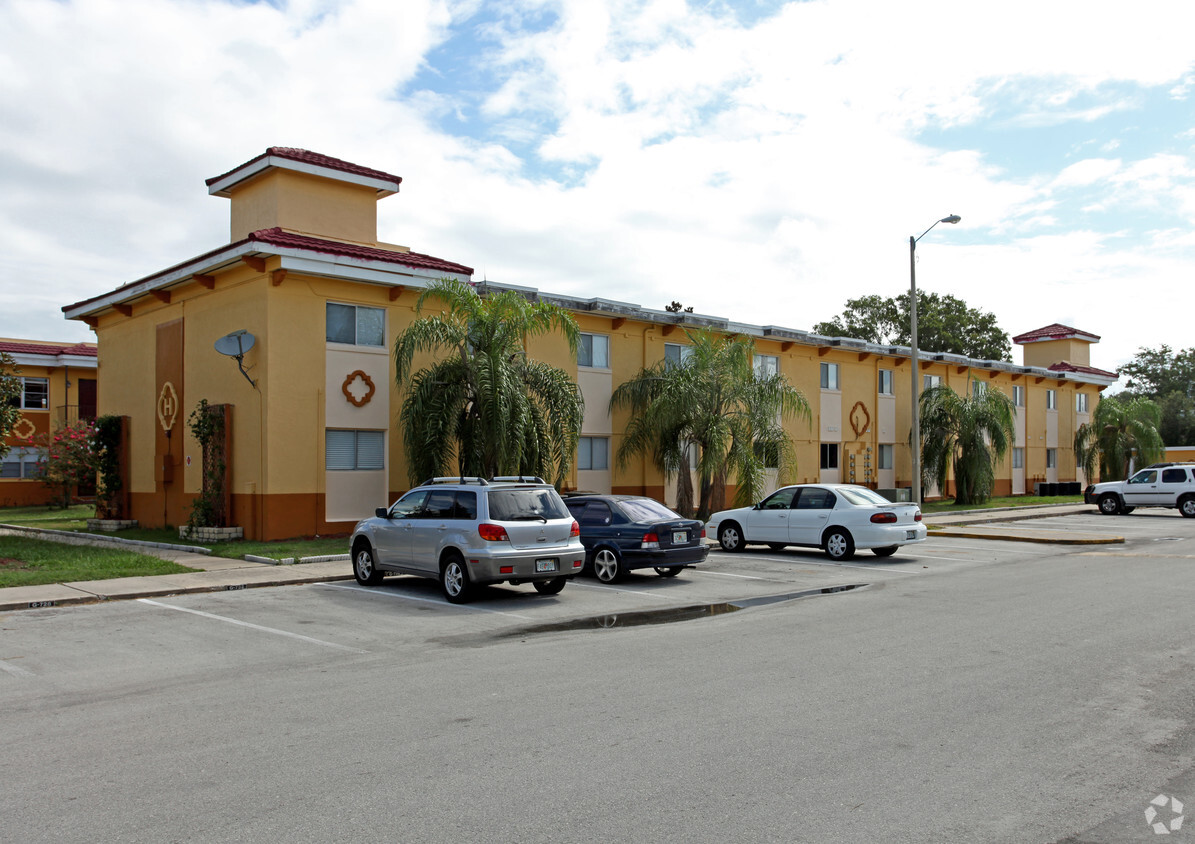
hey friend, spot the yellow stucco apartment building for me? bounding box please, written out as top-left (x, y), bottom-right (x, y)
top-left (1, 339), bottom-right (98, 506)
top-left (60, 148), bottom-right (1117, 540)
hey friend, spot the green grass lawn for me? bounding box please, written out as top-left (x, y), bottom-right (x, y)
top-left (921, 495), bottom-right (1085, 513)
top-left (0, 504), bottom-right (349, 562)
top-left (0, 536), bottom-right (196, 588)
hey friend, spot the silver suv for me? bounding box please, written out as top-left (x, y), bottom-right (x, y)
top-left (1084, 464), bottom-right (1195, 517)
top-left (350, 477), bottom-right (585, 602)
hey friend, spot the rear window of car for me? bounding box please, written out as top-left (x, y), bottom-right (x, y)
top-left (837, 487), bottom-right (893, 506)
top-left (487, 488), bottom-right (569, 521)
top-left (1162, 468), bottom-right (1190, 483)
top-left (618, 498), bottom-right (682, 522)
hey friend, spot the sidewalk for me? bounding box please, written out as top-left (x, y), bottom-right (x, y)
top-left (1, 502), bottom-right (1117, 612)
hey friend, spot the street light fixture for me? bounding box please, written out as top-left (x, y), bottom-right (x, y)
top-left (909, 214), bottom-right (961, 506)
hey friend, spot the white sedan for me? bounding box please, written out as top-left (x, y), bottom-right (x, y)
top-left (706, 484), bottom-right (926, 561)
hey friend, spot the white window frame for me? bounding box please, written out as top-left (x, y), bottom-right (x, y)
top-left (1046, 448), bottom-right (1057, 469)
top-left (820, 362), bottom-right (839, 391)
top-left (877, 444), bottom-right (894, 470)
top-left (1012, 447), bottom-right (1024, 469)
top-left (577, 436), bottom-right (609, 471)
top-left (664, 343), bottom-right (693, 368)
top-left (1012, 385), bottom-right (1024, 407)
top-left (972, 380), bottom-right (987, 397)
top-left (878, 369), bottom-right (894, 396)
top-left (819, 443), bottom-right (839, 470)
top-left (326, 302), bottom-right (385, 347)
top-left (1076, 393), bottom-right (1089, 413)
top-left (578, 333), bottom-right (610, 369)
top-left (923, 374), bottom-right (942, 391)
top-left (1046, 389), bottom-right (1057, 410)
top-left (12, 377), bottom-right (49, 410)
top-left (325, 430), bottom-right (385, 470)
top-left (754, 354), bottom-right (779, 379)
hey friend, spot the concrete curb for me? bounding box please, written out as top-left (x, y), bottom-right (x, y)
top-left (928, 527), bottom-right (1123, 545)
top-left (0, 523), bottom-right (213, 555)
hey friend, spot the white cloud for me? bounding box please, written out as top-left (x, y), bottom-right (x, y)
top-left (1, 0), bottom-right (1194, 378)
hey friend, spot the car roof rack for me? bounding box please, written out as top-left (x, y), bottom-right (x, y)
top-left (419, 476), bottom-right (490, 486)
top-left (490, 475), bottom-right (547, 484)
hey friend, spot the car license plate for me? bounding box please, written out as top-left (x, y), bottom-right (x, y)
top-left (906, 530), bottom-right (916, 540)
top-left (672, 530), bottom-right (688, 544)
top-left (535, 558), bottom-right (558, 573)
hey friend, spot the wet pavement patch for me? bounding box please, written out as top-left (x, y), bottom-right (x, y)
top-left (498, 583), bottom-right (869, 637)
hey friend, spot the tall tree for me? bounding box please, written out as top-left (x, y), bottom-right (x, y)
top-left (393, 279), bottom-right (584, 486)
top-left (0, 352), bottom-right (21, 462)
top-left (1074, 395), bottom-right (1165, 482)
top-left (1117, 345), bottom-right (1195, 446)
top-left (611, 329), bottom-right (810, 519)
top-left (814, 292), bottom-right (1011, 361)
top-left (919, 382), bottom-right (1016, 505)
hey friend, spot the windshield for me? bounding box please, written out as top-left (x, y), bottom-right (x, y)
top-left (619, 498), bottom-right (682, 522)
top-left (487, 488), bottom-right (569, 521)
top-left (837, 486), bottom-right (895, 506)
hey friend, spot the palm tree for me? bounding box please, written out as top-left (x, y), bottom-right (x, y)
top-left (393, 278), bottom-right (584, 485)
top-left (611, 329), bottom-right (810, 519)
top-left (919, 382), bottom-right (1016, 505)
top-left (1074, 394), bottom-right (1164, 482)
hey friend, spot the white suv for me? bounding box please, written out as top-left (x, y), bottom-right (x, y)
top-left (1084, 464), bottom-right (1195, 517)
top-left (350, 477), bottom-right (585, 602)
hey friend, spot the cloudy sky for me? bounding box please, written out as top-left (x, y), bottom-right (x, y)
top-left (2, 0), bottom-right (1193, 377)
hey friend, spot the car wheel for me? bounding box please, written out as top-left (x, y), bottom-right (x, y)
top-left (592, 548), bottom-right (625, 583)
top-left (824, 529), bottom-right (855, 561)
top-left (718, 522), bottom-right (745, 552)
top-left (1180, 496), bottom-right (1195, 518)
top-left (440, 553), bottom-right (473, 603)
top-left (767, 543), bottom-right (786, 551)
top-left (1098, 494), bottom-right (1122, 515)
top-left (352, 541), bottom-right (384, 585)
top-left (872, 546), bottom-right (898, 558)
top-left (654, 566), bottom-right (684, 578)
top-left (533, 577), bottom-right (567, 595)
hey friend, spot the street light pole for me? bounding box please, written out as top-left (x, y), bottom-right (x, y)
top-left (909, 214), bottom-right (960, 506)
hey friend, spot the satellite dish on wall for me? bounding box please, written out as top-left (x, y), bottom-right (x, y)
top-left (214, 330), bottom-right (257, 387)
top-left (214, 330), bottom-right (256, 357)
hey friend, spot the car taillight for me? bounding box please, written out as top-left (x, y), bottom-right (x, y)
top-left (478, 523), bottom-right (509, 541)
top-left (641, 532), bottom-right (660, 550)
top-left (570, 520), bottom-right (580, 537)
top-left (700, 527), bottom-right (706, 539)
top-left (870, 512), bottom-right (898, 524)
top-left (914, 512), bottom-right (922, 522)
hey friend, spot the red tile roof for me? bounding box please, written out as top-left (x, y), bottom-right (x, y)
top-left (0, 340), bottom-right (97, 357)
top-left (247, 228), bottom-right (473, 275)
top-left (1048, 361), bottom-right (1117, 378)
top-left (1012, 323), bottom-right (1100, 344)
top-left (205, 148), bottom-right (403, 189)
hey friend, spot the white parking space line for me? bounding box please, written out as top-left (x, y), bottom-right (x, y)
top-left (320, 582), bottom-right (535, 619)
top-left (927, 543), bottom-right (1052, 555)
top-left (138, 599), bottom-right (367, 653)
top-left (569, 581), bottom-right (690, 601)
top-left (0, 659), bottom-right (34, 678)
top-left (692, 569), bottom-right (768, 580)
top-left (907, 552), bottom-right (987, 562)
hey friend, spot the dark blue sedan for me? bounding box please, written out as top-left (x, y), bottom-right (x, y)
top-left (563, 495), bottom-right (709, 582)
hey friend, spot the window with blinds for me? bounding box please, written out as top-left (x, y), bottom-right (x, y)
top-left (326, 430), bottom-right (385, 470)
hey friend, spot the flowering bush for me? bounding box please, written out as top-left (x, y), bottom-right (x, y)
top-left (32, 419), bottom-right (101, 509)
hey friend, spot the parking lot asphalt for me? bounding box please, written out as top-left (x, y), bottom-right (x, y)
top-left (0, 502), bottom-right (1119, 612)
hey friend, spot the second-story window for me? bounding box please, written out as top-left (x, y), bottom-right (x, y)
top-left (1046, 389), bottom-right (1057, 410)
top-left (1076, 393), bottom-right (1089, 413)
top-left (878, 369), bottom-right (894, 395)
top-left (578, 333), bottom-right (610, 368)
top-left (923, 374), bottom-right (942, 391)
top-left (820, 362), bottom-right (839, 390)
top-left (754, 355), bottom-right (778, 378)
top-left (1012, 385), bottom-right (1024, 406)
top-left (8, 377), bottom-right (49, 410)
top-left (326, 303), bottom-right (385, 347)
top-left (664, 343), bottom-right (692, 368)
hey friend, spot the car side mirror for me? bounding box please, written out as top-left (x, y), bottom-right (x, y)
top-left (375, 507), bottom-right (390, 519)
top-left (753, 503), bottom-right (761, 510)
